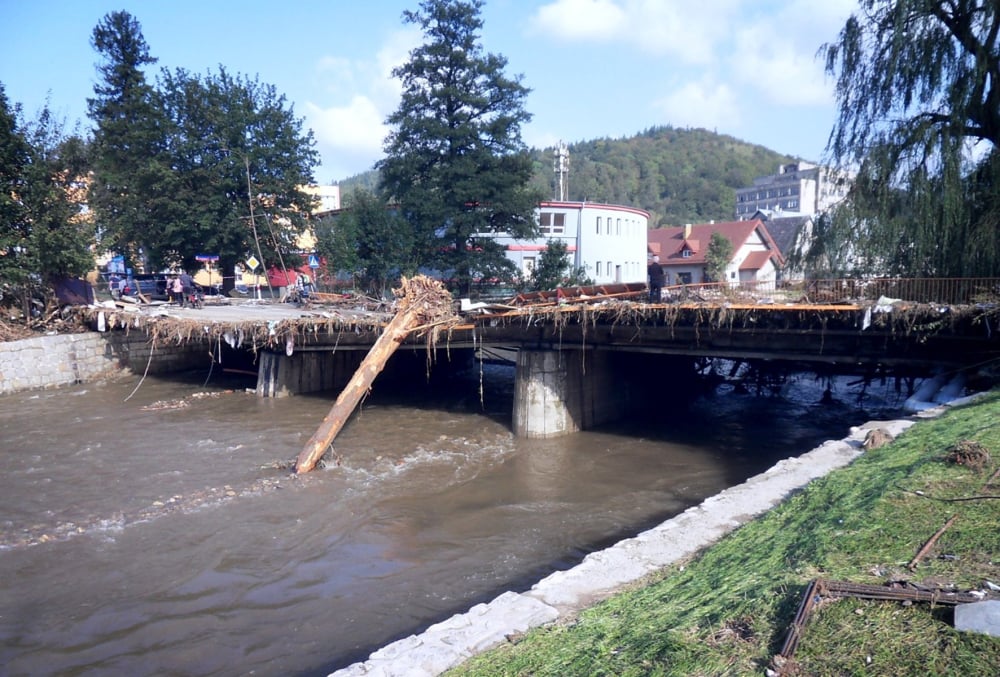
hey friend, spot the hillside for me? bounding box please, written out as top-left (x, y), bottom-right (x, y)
top-left (336, 126), bottom-right (797, 228)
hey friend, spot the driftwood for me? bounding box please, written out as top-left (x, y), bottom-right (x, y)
top-left (295, 275), bottom-right (456, 474)
top-left (907, 514), bottom-right (958, 570)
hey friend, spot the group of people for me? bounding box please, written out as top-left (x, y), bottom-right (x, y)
top-left (167, 271), bottom-right (196, 306)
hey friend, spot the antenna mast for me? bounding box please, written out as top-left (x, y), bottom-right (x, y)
top-left (553, 141), bottom-right (569, 200)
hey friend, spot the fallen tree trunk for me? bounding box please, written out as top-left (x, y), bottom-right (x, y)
top-left (295, 276), bottom-right (456, 474)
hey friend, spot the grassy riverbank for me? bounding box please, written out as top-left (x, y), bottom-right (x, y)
top-left (449, 393), bottom-right (1000, 676)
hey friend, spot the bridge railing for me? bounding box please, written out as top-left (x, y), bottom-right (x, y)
top-left (665, 278), bottom-right (1000, 306)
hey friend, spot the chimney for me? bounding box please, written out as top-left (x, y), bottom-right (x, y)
top-left (683, 223), bottom-right (692, 239)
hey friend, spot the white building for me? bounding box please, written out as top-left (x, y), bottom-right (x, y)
top-left (488, 201), bottom-right (650, 284)
top-left (301, 184), bottom-right (341, 214)
top-left (735, 161), bottom-right (851, 220)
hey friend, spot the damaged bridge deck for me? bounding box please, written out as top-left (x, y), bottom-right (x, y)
top-left (79, 282), bottom-right (1000, 373)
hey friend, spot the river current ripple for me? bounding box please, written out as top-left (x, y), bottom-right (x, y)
top-left (0, 365), bottom-right (906, 676)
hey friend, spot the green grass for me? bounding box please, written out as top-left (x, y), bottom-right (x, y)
top-left (448, 393), bottom-right (1000, 676)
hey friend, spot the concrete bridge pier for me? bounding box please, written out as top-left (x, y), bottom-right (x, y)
top-left (256, 348), bottom-right (363, 398)
top-left (513, 348), bottom-right (629, 438)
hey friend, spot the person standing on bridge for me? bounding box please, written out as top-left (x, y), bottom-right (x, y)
top-left (108, 273), bottom-right (121, 300)
top-left (169, 275), bottom-right (183, 304)
top-left (179, 270), bottom-right (194, 307)
top-left (647, 255), bottom-right (665, 303)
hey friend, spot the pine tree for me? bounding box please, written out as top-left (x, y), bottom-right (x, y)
top-left (87, 11), bottom-right (168, 271)
top-left (378, 0), bottom-right (542, 297)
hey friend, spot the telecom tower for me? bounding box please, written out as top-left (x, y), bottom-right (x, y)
top-left (553, 141), bottom-right (569, 201)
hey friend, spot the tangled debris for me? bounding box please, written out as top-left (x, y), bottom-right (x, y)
top-left (863, 428), bottom-right (895, 450)
top-left (946, 440), bottom-right (992, 470)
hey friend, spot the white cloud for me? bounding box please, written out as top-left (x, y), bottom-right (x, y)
top-left (652, 80), bottom-right (741, 133)
top-left (529, 0), bottom-right (857, 106)
top-left (529, 0), bottom-right (740, 63)
top-left (530, 0), bottom-right (628, 41)
top-left (304, 28), bottom-right (420, 181)
top-left (729, 0), bottom-right (856, 107)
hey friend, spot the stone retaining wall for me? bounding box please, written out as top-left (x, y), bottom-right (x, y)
top-left (0, 331), bottom-right (212, 395)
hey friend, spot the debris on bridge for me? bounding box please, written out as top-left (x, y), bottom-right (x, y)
top-left (295, 275), bottom-right (458, 474)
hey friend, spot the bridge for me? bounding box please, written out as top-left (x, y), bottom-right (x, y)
top-left (82, 277), bottom-right (1000, 439)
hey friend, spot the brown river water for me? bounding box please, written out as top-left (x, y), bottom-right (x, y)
top-left (0, 362), bottom-right (908, 676)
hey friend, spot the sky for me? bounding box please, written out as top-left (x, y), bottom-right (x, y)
top-left (1, 0), bottom-right (860, 186)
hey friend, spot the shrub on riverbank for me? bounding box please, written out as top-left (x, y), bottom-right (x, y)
top-left (449, 393), bottom-right (1000, 676)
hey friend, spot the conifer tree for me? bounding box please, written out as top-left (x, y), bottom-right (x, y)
top-left (378, 0), bottom-right (542, 296)
top-left (87, 11), bottom-right (167, 271)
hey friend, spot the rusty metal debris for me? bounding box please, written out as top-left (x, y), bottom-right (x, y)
top-left (772, 578), bottom-right (999, 675)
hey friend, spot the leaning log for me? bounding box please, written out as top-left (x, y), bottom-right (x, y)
top-left (295, 276), bottom-right (456, 474)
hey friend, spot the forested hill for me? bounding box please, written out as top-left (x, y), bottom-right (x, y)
top-left (337, 125), bottom-right (798, 228)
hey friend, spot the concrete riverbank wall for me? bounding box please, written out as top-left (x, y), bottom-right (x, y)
top-left (0, 331), bottom-right (210, 395)
top-left (329, 396), bottom-right (994, 677)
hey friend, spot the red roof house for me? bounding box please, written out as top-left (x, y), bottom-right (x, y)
top-left (647, 219), bottom-right (784, 286)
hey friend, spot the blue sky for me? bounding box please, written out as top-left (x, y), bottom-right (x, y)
top-left (1, 0), bottom-right (858, 185)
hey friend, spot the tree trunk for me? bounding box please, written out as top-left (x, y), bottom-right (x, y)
top-left (294, 304), bottom-right (423, 473)
top-left (295, 275), bottom-right (456, 474)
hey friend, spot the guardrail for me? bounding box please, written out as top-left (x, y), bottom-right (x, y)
top-left (666, 278), bottom-right (1000, 306)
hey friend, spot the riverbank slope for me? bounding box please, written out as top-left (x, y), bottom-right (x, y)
top-left (330, 392), bottom-right (999, 676)
top-left (446, 392), bottom-right (1000, 676)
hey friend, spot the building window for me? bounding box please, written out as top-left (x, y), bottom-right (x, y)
top-left (596, 261), bottom-right (602, 275)
top-left (616, 218), bottom-right (621, 235)
top-left (682, 249), bottom-right (692, 258)
top-left (595, 216), bottom-right (601, 234)
top-left (539, 212), bottom-right (565, 234)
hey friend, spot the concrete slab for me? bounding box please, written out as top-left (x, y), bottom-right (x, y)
top-left (955, 600), bottom-right (1000, 638)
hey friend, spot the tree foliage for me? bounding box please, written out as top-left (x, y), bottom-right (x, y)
top-left (87, 10), bottom-right (167, 270)
top-left (314, 188), bottom-right (415, 298)
top-left (378, 0), bottom-right (542, 296)
top-left (704, 231), bottom-right (733, 282)
top-left (1, 85), bottom-right (94, 316)
top-left (154, 67), bottom-right (319, 290)
top-left (529, 127), bottom-right (793, 228)
top-left (0, 85), bottom-right (31, 288)
top-left (526, 239), bottom-right (592, 292)
top-left (821, 0), bottom-right (1000, 277)
top-left (87, 11), bottom-right (318, 289)
top-left (345, 125), bottom-right (793, 229)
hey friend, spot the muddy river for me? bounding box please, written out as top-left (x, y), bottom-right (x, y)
top-left (0, 362), bottom-right (907, 676)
